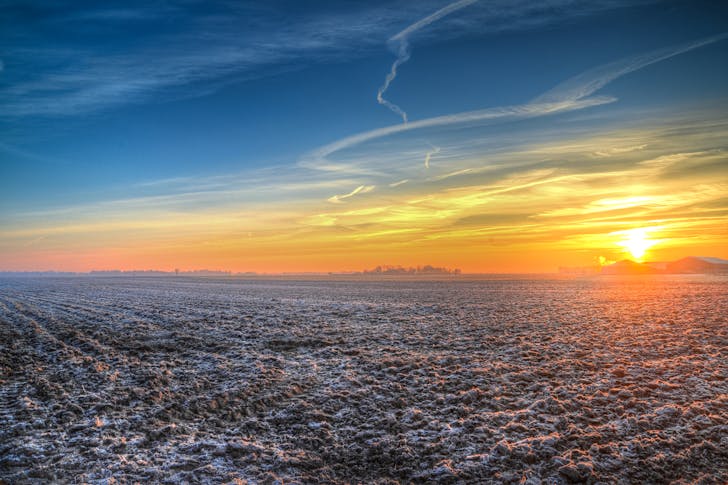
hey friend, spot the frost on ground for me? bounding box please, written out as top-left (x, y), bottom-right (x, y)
top-left (0, 275), bottom-right (726, 483)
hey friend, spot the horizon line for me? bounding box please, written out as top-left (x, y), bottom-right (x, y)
top-left (2, 255), bottom-right (726, 278)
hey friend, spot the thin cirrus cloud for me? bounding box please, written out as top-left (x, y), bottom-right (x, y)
top-left (533, 32), bottom-right (728, 104)
top-left (0, 2), bottom-right (401, 117)
top-left (374, 0), bottom-right (651, 124)
top-left (301, 32), bottom-right (726, 176)
top-left (1, 0), bottom-right (640, 119)
top-left (327, 185), bottom-right (376, 204)
top-left (4, 35), bottom-right (724, 230)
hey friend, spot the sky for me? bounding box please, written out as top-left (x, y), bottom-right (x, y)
top-left (1, 0), bottom-right (727, 273)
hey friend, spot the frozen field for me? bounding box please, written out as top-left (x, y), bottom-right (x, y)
top-left (0, 275), bottom-right (726, 483)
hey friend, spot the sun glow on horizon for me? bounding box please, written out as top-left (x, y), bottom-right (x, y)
top-left (618, 228), bottom-right (657, 261)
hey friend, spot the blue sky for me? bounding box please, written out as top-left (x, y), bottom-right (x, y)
top-left (1, 0), bottom-right (727, 271)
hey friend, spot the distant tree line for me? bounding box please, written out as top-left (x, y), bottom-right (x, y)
top-left (89, 269), bottom-right (233, 276)
top-left (361, 265), bottom-right (461, 275)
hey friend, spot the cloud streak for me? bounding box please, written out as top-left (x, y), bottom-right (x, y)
top-left (327, 185), bottom-right (375, 204)
top-left (303, 97), bottom-right (615, 170)
top-left (0, 1), bottom-right (651, 119)
top-left (377, 0), bottom-right (480, 124)
top-left (535, 32), bottom-right (728, 104)
top-left (424, 145), bottom-right (441, 169)
top-left (0, 3), bottom-right (427, 118)
top-left (304, 34), bottom-right (727, 172)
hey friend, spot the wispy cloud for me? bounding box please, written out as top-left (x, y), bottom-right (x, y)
top-left (431, 168), bottom-right (473, 181)
top-left (424, 145), bottom-right (441, 169)
top-left (327, 185), bottom-right (375, 204)
top-left (302, 33), bottom-right (726, 174)
top-left (0, 1), bottom-right (651, 119)
top-left (592, 144), bottom-right (648, 157)
top-left (534, 32), bottom-right (728, 104)
top-left (301, 97), bottom-right (614, 171)
top-left (0, 3), bottom-right (413, 117)
top-left (377, 0), bottom-right (480, 124)
top-left (373, 0), bottom-right (645, 124)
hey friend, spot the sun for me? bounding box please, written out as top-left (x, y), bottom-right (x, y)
top-left (619, 228), bottom-right (655, 261)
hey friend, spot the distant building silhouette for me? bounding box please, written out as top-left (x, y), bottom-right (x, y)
top-left (601, 256), bottom-right (728, 275)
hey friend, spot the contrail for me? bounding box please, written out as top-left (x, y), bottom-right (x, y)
top-left (377, 0), bottom-right (480, 124)
top-left (303, 97), bottom-right (613, 170)
top-left (303, 33), bottom-right (726, 170)
top-left (424, 145), bottom-right (440, 169)
top-left (376, 42), bottom-right (411, 124)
